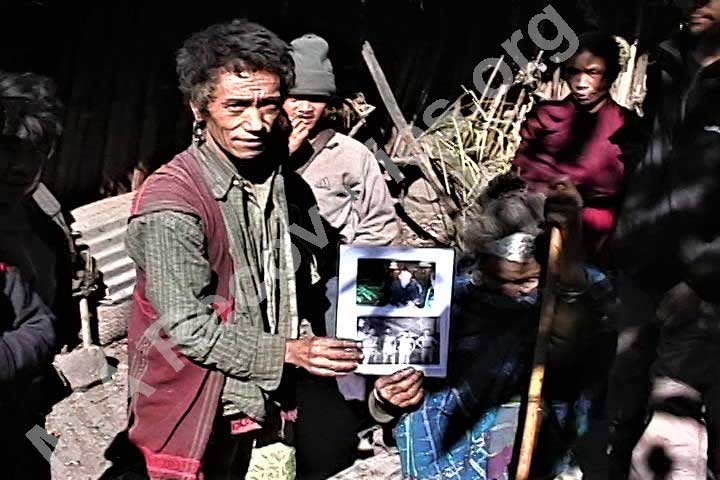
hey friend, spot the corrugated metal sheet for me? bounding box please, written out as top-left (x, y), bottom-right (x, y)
top-left (70, 192), bottom-right (136, 305)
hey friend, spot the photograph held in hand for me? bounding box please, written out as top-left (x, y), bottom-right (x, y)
top-left (336, 245), bottom-right (454, 377)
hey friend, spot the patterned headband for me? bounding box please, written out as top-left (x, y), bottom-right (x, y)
top-left (482, 232), bottom-right (536, 263)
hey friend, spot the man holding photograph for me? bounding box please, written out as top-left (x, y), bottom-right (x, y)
top-left (121, 20), bottom-right (364, 479)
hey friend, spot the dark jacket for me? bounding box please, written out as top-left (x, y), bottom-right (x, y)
top-left (0, 185), bottom-right (79, 348)
top-left (613, 34), bottom-right (720, 301)
top-left (389, 278), bottom-right (423, 306)
top-left (0, 264), bottom-right (59, 460)
top-left (0, 265), bottom-right (58, 385)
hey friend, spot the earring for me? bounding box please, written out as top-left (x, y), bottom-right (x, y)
top-left (192, 119), bottom-right (206, 145)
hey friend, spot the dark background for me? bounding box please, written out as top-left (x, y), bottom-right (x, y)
top-left (1, 0), bottom-right (689, 208)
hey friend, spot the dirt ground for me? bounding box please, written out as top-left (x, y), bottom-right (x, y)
top-left (46, 340), bottom-right (401, 480)
top-left (48, 341), bottom-right (129, 480)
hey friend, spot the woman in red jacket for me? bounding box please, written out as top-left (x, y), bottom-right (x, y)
top-left (513, 31), bottom-right (639, 263)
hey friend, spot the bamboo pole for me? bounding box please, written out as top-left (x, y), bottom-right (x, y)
top-left (362, 42), bottom-right (411, 135)
top-left (515, 227), bottom-right (563, 480)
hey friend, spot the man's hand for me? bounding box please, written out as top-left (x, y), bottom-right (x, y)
top-left (374, 368), bottom-right (424, 409)
top-left (544, 177), bottom-right (583, 234)
top-left (288, 117), bottom-right (312, 154)
top-left (285, 337), bottom-right (363, 377)
top-left (656, 282), bottom-right (702, 329)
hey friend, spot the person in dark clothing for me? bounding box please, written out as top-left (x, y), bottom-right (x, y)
top-left (284, 169), bottom-right (369, 480)
top-left (607, 1), bottom-right (720, 476)
top-left (388, 269), bottom-right (423, 307)
top-left (0, 264), bottom-right (61, 479)
top-left (0, 71), bottom-right (79, 349)
top-left (369, 174), bottom-right (616, 479)
top-left (513, 31), bottom-right (638, 262)
top-left (284, 34), bottom-right (397, 479)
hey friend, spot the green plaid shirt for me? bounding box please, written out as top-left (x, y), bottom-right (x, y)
top-left (126, 140), bottom-right (297, 421)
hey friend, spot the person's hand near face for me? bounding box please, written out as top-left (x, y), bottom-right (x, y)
top-left (193, 70), bottom-right (284, 162)
top-left (287, 116), bottom-right (312, 155)
top-left (283, 96), bottom-right (327, 154)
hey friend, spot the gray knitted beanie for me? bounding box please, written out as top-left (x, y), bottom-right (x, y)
top-left (289, 34), bottom-right (337, 97)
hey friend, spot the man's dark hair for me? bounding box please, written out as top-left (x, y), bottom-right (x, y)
top-left (569, 31), bottom-right (623, 84)
top-left (176, 19), bottom-right (295, 115)
top-left (0, 72), bottom-right (63, 156)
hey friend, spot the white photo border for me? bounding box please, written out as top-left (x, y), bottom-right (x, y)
top-left (336, 245), bottom-right (455, 378)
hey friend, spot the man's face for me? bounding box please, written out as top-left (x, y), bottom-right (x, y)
top-left (564, 51), bottom-right (610, 109)
top-left (201, 70), bottom-right (283, 161)
top-left (399, 270), bottom-right (413, 287)
top-left (283, 96), bottom-right (328, 134)
top-left (688, 0), bottom-right (720, 37)
top-left (480, 257), bottom-right (541, 300)
top-left (0, 140), bottom-right (44, 206)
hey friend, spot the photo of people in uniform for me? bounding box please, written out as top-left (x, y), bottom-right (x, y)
top-left (338, 245), bottom-right (453, 377)
top-left (357, 317), bottom-right (439, 365)
top-left (356, 259), bottom-right (436, 308)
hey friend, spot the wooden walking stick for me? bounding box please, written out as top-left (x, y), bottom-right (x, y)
top-left (515, 227), bottom-right (563, 480)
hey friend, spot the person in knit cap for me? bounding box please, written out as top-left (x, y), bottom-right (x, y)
top-left (283, 33), bottom-right (399, 479)
top-left (284, 33), bottom-right (398, 247)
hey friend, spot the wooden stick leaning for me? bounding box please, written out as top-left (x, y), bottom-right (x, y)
top-left (515, 227), bottom-right (563, 480)
top-left (361, 41), bottom-right (459, 219)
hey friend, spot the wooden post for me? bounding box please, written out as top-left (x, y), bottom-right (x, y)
top-left (515, 227), bottom-right (563, 480)
top-left (362, 42), bottom-right (413, 135)
top-left (361, 41), bottom-right (459, 218)
top-left (79, 250), bottom-right (95, 349)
